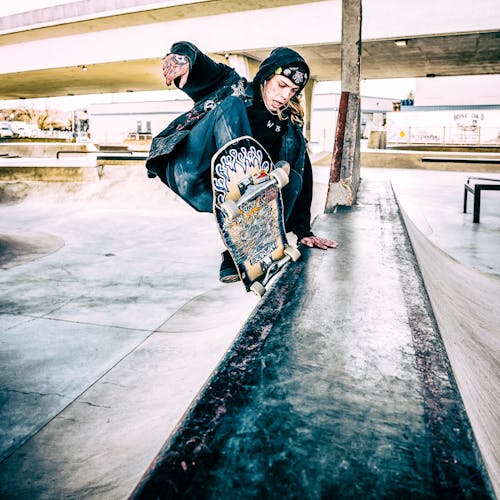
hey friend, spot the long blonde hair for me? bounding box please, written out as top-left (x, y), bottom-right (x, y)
top-left (280, 94), bottom-right (304, 126)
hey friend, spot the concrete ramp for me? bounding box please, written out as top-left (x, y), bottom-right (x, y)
top-left (0, 166), bottom-right (257, 498)
top-left (131, 179), bottom-right (493, 498)
top-left (400, 205), bottom-right (500, 495)
top-left (0, 164), bottom-right (184, 210)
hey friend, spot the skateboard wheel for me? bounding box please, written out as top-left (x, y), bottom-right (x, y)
top-left (275, 160), bottom-right (290, 176)
top-left (250, 281), bottom-right (266, 297)
top-left (270, 167), bottom-right (289, 189)
top-left (284, 245), bottom-right (301, 262)
top-left (221, 199), bottom-right (241, 220)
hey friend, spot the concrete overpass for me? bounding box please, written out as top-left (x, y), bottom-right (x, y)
top-left (0, 0), bottom-right (499, 100)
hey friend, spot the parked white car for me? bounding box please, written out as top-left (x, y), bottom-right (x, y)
top-left (16, 124), bottom-right (40, 138)
top-left (0, 125), bottom-right (14, 138)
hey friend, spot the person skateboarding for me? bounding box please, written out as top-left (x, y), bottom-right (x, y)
top-left (146, 41), bottom-right (337, 283)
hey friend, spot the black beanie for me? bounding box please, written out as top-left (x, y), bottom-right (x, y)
top-left (253, 47), bottom-right (310, 91)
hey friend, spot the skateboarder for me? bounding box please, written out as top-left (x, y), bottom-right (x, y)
top-left (146, 41), bottom-right (337, 282)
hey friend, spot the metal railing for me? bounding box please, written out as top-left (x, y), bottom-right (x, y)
top-left (56, 150), bottom-right (147, 159)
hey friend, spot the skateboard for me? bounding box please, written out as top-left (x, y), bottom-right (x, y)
top-left (212, 135), bottom-right (301, 296)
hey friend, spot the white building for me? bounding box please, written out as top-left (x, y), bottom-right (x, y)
top-left (387, 75), bottom-right (500, 146)
top-left (310, 92), bottom-right (395, 152)
top-left (414, 74), bottom-right (500, 107)
top-left (88, 91), bottom-right (395, 151)
top-left (88, 98), bottom-right (191, 146)
top-left (88, 74), bottom-right (500, 149)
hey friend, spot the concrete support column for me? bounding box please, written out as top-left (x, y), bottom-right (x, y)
top-left (325, 0), bottom-right (362, 211)
top-left (227, 54), bottom-right (252, 80)
top-left (302, 78), bottom-right (315, 142)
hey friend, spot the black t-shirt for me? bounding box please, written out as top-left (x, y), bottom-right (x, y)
top-left (246, 97), bottom-right (288, 163)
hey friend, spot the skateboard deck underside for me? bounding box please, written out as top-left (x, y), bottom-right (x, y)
top-left (212, 136), bottom-right (288, 290)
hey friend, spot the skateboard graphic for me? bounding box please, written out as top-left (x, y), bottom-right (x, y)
top-left (212, 136), bottom-right (301, 296)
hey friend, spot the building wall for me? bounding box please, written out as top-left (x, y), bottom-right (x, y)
top-left (310, 93), bottom-right (395, 152)
top-left (88, 99), bottom-right (191, 145)
top-left (88, 92), bottom-right (395, 150)
top-left (415, 75), bottom-right (500, 106)
top-left (387, 107), bottom-right (500, 145)
top-left (385, 76), bottom-right (500, 146)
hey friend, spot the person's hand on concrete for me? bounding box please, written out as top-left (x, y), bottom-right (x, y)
top-left (299, 235), bottom-right (338, 249)
top-left (162, 54), bottom-right (190, 88)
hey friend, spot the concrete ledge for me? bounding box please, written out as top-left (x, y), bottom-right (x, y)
top-left (0, 165), bottom-right (99, 181)
top-left (422, 157), bottom-right (500, 164)
top-left (131, 181), bottom-right (493, 498)
top-left (0, 157), bottom-right (148, 181)
top-left (312, 150), bottom-right (500, 172)
top-left (388, 145), bottom-right (500, 153)
top-left (0, 142), bottom-right (97, 158)
top-left (96, 156), bottom-right (147, 166)
top-left (362, 150), bottom-right (500, 171)
top-left (0, 230), bottom-right (65, 269)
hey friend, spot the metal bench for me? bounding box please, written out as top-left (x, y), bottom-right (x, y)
top-left (463, 176), bottom-right (500, 223)
top-left (56, 150), bottom-right (147, 160)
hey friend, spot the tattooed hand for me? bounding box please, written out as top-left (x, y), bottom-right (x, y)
top-left (162, 53), bottom-right (190, 88)
top-left (299, 235), bottom-right (338, 250)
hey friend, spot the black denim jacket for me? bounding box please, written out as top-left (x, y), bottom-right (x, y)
top-left (146, 42), bottom-right (314, 240)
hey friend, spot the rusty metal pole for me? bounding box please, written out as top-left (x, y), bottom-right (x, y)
top-left (324, 0), bottom-right (362, 212)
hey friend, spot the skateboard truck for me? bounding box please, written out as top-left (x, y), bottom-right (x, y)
top-left (237, 161), bottom-right (290, 194)
top-left (260, 255), bottom-right (274, 273)
top-left (237, 170), bottom-right (267, 192)
top-left (221, 161), bottom-right (291, 221)
top-left (249, 245), bottom-right (301, 297)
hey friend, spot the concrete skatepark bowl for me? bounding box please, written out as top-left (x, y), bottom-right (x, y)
top-left (0, 162), bottom-right (499, 498)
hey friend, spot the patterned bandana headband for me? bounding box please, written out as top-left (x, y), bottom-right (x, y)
top-left (275, 65), bottom-right (309, 88)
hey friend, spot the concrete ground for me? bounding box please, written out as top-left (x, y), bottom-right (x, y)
top-left (0, 160), bottom-right (499, 498)
top-left (0, 166), bottom-right (259, 498)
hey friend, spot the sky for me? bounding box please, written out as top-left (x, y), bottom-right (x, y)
top-left (0, 1), bottom-right (416, 110)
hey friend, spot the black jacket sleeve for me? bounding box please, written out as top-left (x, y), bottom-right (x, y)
top-left (285, 154), bottom-right (315, 241)
top-left (170, 41), bottom-right (237, 103)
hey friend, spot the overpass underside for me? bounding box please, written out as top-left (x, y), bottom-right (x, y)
top-left (0, 0), bottom-right (499, 99)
